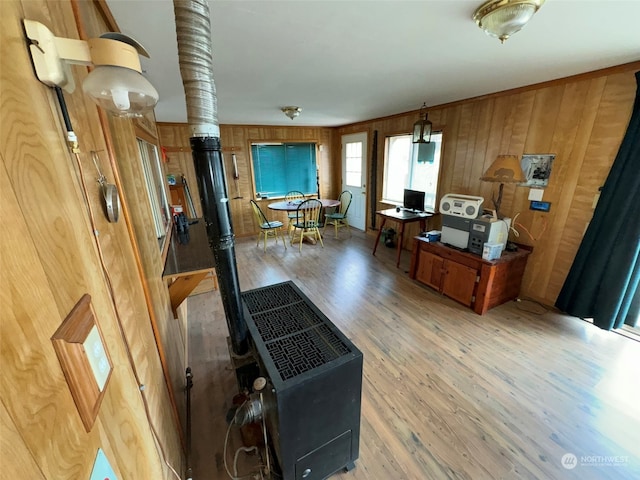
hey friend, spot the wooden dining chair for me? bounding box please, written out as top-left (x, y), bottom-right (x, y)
top-left (290, 198), bottom-right (324, 252)
top-left (250, 200), bottom-right (287, 252)
top-left (324, 190), bottom-right (353, 239)
top-left (285, 190), bottom-right (306, 237)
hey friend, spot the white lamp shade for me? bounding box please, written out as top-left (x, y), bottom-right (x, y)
top-left (480, 3), bottom-right (537, 40)
top-left (474, 0), bottom-right (544, 42)
top-left (82, 65), bottom-right (158, 118)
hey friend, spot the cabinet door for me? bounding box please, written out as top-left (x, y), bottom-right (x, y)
top-left (416, 251), bottom-right (444, 290)
top-left (442, 260), bottom-right (477, 307)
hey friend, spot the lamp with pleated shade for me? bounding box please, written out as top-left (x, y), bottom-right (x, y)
top-left (480, 154), bottom-right (525, 218)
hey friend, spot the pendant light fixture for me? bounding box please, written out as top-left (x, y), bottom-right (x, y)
top-left (412, 102), bottom-right (432, 144)
top-left (473, 0), bottom-right (545, 43)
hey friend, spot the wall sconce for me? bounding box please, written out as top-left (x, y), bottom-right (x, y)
top-left (473, 0), bottom-right (545, 43)
top-left (23, 19), bottom-right (158, 118)
top-left (480, 154), bottom-right (526, 218)
top-left (412, 102), bottom-right (432, 144)
top-left (281, 106), bottom-right (302, 120)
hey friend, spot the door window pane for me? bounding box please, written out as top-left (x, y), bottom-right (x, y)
top-left (345, 141), bottom-right (363, 187)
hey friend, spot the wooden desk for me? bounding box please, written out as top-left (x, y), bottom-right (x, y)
top-left (373, 209), bottom-right (432, 268)
top-left (163, 219), bottom-right (217, 318)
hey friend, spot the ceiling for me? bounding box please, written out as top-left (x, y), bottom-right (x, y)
top-left (105, 1), bottom-right (640, 127)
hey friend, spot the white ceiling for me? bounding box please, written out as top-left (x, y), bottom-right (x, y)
top-left (105, 0), bottom-right (640, 127)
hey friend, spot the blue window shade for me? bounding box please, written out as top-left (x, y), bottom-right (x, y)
top-left (251, 143), bottom-right (317, 198)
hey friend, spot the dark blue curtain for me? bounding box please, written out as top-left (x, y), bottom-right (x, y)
top-left (555, 71), bottom-right (640, 330)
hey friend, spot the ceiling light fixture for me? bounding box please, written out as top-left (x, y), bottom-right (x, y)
top-left (281, 106), bottom-right (302, 120)
top-left (23, 19), bottom-right (158, 117)
top-left (473, 0), bottom-right (545, 43)
top-left (412, 102), bottom-right (432, 144)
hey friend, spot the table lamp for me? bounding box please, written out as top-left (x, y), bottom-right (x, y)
top-left (480, 155), bottom-right (526, 218)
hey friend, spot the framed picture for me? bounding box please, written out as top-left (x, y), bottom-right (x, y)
top-left (520, 154), bottom-right (555, 188)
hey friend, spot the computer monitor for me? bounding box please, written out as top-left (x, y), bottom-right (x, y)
top-left (403, 189), bottom-right (425, 212)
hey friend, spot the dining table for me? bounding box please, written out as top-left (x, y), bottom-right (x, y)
top-left (267, 198), bottom-right (341, 211)
top-left (268, 198), bottom-right (340, 245)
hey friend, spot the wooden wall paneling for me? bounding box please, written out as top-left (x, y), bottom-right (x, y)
top-left (2, 0), bottom-right (184, 477)
top-left (0, 56), bottom-right (164, 480)
top-left (335, 65), bottom-right (639, 305)
top-left (467, 100), bottom-right (495, 200)
top-left (520, 80), bottom-right (592, 295)
top-left (545, 76), bottom-right (609, 300)
top-left (437, 104), bottom-right (462, 198)
top-left (82, 2), bottom-right (185, 459)
top-left (452, 102), bottom-right (476, 193)
top-left (460, 102), bottom-right (483, 192)
top-left (108, 116), bottom-right (188, 442)
top-left (0, 401), bottom-right (45, 479)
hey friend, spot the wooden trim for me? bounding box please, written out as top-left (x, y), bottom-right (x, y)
top-left (162, 146), bottom-right (192, 153)
top-left (96, 106), bottom-right (185, 450)
top-left (93, 0), bottom-right (120, 32)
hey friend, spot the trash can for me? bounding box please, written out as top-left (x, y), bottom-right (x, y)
top-left (382, 227), bottom-right (396, 248)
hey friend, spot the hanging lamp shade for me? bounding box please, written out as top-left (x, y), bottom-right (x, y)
top-left (473, 0), bottom-right (545, 43)
top-left (412, 103), bottom-right (432, 144)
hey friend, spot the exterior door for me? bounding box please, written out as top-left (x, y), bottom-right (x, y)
top-left (341, 132), bottom-right (367, 231)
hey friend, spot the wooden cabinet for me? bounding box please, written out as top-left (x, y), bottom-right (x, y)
top-left (169, 184), bottom-right (187, 209)
top-left (410, 238), bottom-right (531, 314)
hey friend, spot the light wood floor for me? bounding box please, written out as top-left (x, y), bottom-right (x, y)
top-left (187, 229), bottom-right (640, 480)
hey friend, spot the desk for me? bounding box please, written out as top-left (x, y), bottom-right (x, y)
top-left (163, 219), bottom-right (217, 318)
top-left (372, 208), bottom-right (432, 268)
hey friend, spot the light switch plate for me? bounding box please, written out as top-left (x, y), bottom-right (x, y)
top-left (52, 294), bottom-right (113, 432)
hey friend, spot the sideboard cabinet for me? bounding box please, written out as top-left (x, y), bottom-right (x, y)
top-left (409, 238), bottom-right (531, 315)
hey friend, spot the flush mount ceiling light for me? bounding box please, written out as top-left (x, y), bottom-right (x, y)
top-left (281, 106), bottom-right (302, 120)
top-left (473, 0), bottom-right (545, 43)
top-left (23, 19), bottom-right (158, 117)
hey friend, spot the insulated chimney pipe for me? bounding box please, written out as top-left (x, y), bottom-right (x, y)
top-left (173, 0), bottom-right (248, 355)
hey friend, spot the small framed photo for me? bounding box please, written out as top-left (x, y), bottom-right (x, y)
top-left (520, 154), bottom-right (555, 188)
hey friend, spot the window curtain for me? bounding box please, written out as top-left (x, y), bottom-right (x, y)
top-left (555, 71), bottom-right (640, 330)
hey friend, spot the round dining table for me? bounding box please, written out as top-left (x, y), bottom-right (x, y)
top-left (267, 198), bottom-right (340, 211)
top-left (267, 198), bottom-right (340, 246)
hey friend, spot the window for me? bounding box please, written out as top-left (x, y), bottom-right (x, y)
top-left (251, 143), bottom-right (317, 198)
top-left (382, 132), bottom-right (443, 211)
top-left (137, 138), bottom-right (171, 244)
top-left (345, 141), bottom-right (362, 187)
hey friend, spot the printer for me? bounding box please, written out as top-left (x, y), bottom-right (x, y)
top-left (467, 216), bottom-right (511, 255)
top-left (439, 194), bottom-right (510, 256)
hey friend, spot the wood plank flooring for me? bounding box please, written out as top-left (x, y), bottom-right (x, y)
top-left (187, 230), bottom-right (640, 480)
